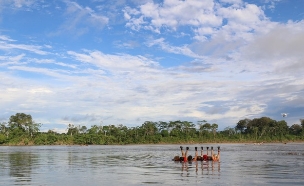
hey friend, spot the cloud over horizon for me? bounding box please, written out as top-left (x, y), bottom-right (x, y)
top-left (0, 0), bottom-right (303, 133)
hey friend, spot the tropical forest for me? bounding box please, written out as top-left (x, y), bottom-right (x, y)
top-left (0, 113), bottom-right (303, 145)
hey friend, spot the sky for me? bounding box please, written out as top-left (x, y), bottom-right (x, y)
top-left (0, 0), bottom-right (303, 133)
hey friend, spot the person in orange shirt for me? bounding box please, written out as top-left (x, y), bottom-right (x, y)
top-left (211, 146), bottom-right (220, 161)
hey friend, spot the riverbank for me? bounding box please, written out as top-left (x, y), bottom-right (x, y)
top-left (1, 140), bottom-right (304, 146)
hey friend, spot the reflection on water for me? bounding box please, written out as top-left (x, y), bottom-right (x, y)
top-left (9, 152), bottom-right (37, 183)
top-left (0, 144), bottom-right (304, 185)
top-left (180, 161), bottom-right (220, 178)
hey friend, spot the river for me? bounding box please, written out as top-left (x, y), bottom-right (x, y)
top-left (0, 143), bottom-right (303, 185)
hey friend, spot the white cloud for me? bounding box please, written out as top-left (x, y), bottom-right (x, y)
top-left (0, 40), bottom-right (49, 55)
top-left (50, 0), bottom-right (109, 37)
top-left (124, 0), bottom-right (222, 33)
top-left (0, 0), bottom-right (35, 8)
top-left (262, 0), bottom-right (282, 10)
top-left (243, 20), bottom-right (304, 61)
top-left (67, 50), bottom-right (160, 72)
top-left (12, 0), bottom-right (35, 8)
top-left (0, 54), bottom-right (25, 66)
top-left (216, 3), bottom-right (269, 42)
top-left (1, 40), bottom-right (302, 130)
top-left (0, 0), bottom-right (303, 132)
top-left (28, 87), bottom-right (53, 94)
top-left (218, 4), bottom-right (266, 24)
top-left (0, 35), bottom-right (16, 42)
top-left (145, 37), bottom-right (202, 58)
top-left (219, 0), bottom-right (243, 4)
top-left (0, 0), bottom-right (41, 13)
top-left (123, 0), bottom-right (269, 43)
top-left (0, 47), bottom-right (240, 129)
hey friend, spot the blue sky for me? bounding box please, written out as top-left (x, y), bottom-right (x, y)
top-left (0, 0), bottom-right (303, 133)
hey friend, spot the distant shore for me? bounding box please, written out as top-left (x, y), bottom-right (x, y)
top-left (1, 141), bottom-right (304, 147)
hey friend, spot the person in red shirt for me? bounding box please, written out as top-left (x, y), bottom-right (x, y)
top-left (174, 146), bottom-right (221, 162)
top-left (180, 146), bottom-right (189, 162)
top-left (173, 146), bottom-right (189, 162)
top-left (202, 147), bottom-right (210, 161)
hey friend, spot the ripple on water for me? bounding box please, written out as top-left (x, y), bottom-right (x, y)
top-left (1, 144), bottom-right (304, 186)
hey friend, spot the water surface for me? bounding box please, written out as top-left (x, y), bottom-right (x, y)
top-left (0, 143), bottom-right (303, 185)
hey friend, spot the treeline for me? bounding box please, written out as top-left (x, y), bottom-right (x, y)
top-left (0, 113), bottom-right (304, 145)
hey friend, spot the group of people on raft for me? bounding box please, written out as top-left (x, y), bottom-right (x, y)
top-left (173, 146), bottom-right (220, 162)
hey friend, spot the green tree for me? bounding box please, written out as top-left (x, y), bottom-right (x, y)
top-left (223, 127), bottom-right (235, 136)
top-left (0, 122), bottom-right (9, 138)
top-left (103, 125), bottom-right (109, 136)
top-left (67, 124), bottom-right (79, 136)
top-left (236, 119), bottom-right (250, 133)
top-left (87, 125), bottom-right (100, 134)
top-left (276, 120), bottom-right (289, 137)
top-left (168, 120), bottom-right (183, 137)
top-left (9, 113), bottom-right (32, 131)
top-left (141, 121), bottom-right (158, 136)
top-left (289, 124), bottom-right (302, 135)
top-left (157, 121), bottom-right (168, 132)
top-left (197, 120), bottom-right (207, 138)
top-left (182, 121), bottom-right (195, 135)
top-left (201, 123), bottom-right (211, 133)
top-left (79, 126), bottom-right (87, 134)
top-left (300, 119), bottom-right (304, 135)
top-left (8, 113), bottom-right (41, 138)
top-left (0, 134), bottom-right (6, 144)
top-left (211, 123), bottom-right (218, 138)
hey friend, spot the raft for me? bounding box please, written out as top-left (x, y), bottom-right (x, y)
top-left (172, 155), bottom-right (212, 162)
top-left (175, 146), bottom-right (220, 162)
